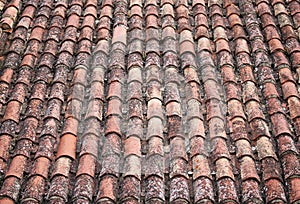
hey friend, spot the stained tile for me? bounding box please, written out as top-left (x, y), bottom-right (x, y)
top-left (0, 0), bottom-right (299, 203)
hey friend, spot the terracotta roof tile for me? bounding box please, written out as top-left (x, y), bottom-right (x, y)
top-left (0, 0), bottom-right (299, 203)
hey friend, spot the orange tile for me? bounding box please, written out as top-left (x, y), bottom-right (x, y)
top-left (56, 134), bottom-right (77, 160)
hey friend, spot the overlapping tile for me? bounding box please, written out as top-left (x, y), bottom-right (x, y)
top-left (195, 1), bottom-right (239, 203)
top-left (0, 0), bottom-right (299, 203)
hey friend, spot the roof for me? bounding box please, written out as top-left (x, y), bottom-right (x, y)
top-left (0, 0), bottom-right (299, 203)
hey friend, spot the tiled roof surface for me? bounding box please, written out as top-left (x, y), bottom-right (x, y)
top-left (0, 0), bottom-right (299, 203)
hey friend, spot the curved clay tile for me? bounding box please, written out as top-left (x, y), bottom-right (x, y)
top-left (0, 0), bottom-right (298, 203)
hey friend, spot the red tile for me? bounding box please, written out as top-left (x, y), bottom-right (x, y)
top-left (281, 152), bottom-right (300, 179)
top-left (257, 2), bottom-right (272, 16)
top-left (215, 39), bottom-right (230, 53)
top-left (214, 26), bottom-right (228, 41)
top-left (277, 14), bottom-right (292, 28)
top-left (5, 155), bottom-right (26, 179)
top-left (285, 38), bottom-right (300, 54)
top-left (112, 26), bottom-right (127, 45)
top-left (266, 97), bottom-right (284, 116)
top-left (291, 51), bottom-right (300, 69)
top-left (193, 177), bottom-right (214, 203)
top-left (0, 197), bottom-right (14, 204)
top-left (178, 17), bottom-right (192, 32)
top-left (146, 39), bottom-right (160, 55)
top-left (147, 136), bottom-right (163, 157)
top-left (0, 135), bottom-right (12, 161)
top-left (145, 81), bottom-right (161, 101)
top-left (3, 100), bottom-right (22, 123)
top-left (145, 5), bottom-right (158, 18)
top-left (0, 176), bottom-right (21, 201)
top-left (193, 4), bottom-right (206, 16)
top-left (170, 176), bottom-right (190, 202)
top-left (281, 25), bottom-right (295, 40)
top-left (236, 52), bottom-right (252, 67)
top-left (0, 68), bottom-right (14, 84)
top-left (211, 137), bottom-right (230, 162)
top-left (217, 177), bottom-right (238, 203)
top-left (162, 26), bottom-right (176, 41)
top-left (76, 154), bottom-right (96, 177)
top-left (80, 134), bottom-right (99, 157)
top-left (129, 99), bottom-right (143, 119)
top-left (127, 117), bottom-right (143, 139)
top-left (166, 101), bottom-right (182, 117)
top-left (81, 17), bottom-right (95, 32)
top-left (62, 117), bottom-right (79, 136)
top-left (129, 0), bottom-right (141, 7)
top-left (22, 175), bottom-right (46, 203)
top-left (195, 26), bottom-right (210, 39)
top-left (256, 136), bottom-right (277, 160)
top-left (268, 35), bottom-right (284, 52)
top-left (195, 14), bottom-right (208, 31)
top-left (107, 81), bottom-right (122, 100)
top-left (161, 0), bottom-right (173, 5)
top-left (147, 99), bottom-right (164, 120)
top-left (288, 0), bottom-right (300, 14)
top-left (176, 5), bottom-right (189, 19)
top-left (243, 80), bottom-right (260, 102)
top-left (271, 0), bottom-right (285, 6)
top-left (241, 179), bottom-right (263, 203)
top-left (107, 98), bottom-right (122, 117)
top-left (120, 176), bottom-right (140, 202)
top-left (240, 156), bottom-right (260, 181)
top-left (264, 179), bottom-right (287, 203)
top-left (273, 51), bottom-right (290, 68)
top-left (288, 177), bottom-right (300, 203)
top-left (282, 81), bottom-right (299, 99)
top-left (261, 13), bottom-right (277, 28)
top-left (271, 113), bottom-right (293, 137)
top-left (124, 136), bottom-right (141, 157)
top-left (165, 83), bottom-right (180, 103)
top-left (228, 14), bottom-right (243, 27)
top-left (208, 117), bottom-right (227, 140)
top-left (100, 5), bottom-right (113, 19)
top-left (188, 118), bottom-right (205, 139)
top-left (128, 83), bottom-right (142, 102)
top-left (73, 175), bottom-right (94, 202)
top-left (192, 0), bottom-right (205, 7)
top-left (212, 14), bottom-right (226, 29)
top-left (100, 153), bottom-right (121, 177)
top-left (183, 67), bottom-right (200, 84)
top-left (77, 39), bottom-right (92, 55)
top-left (39, 118), bottom-right (58, 140)
top-left (145, 176), bottom-right (165, 202)
top-left (170, 137), bottom-right (187, 161)
top-left (228, 99), bottom-right (246, 119)
top-left (235, 139), bottom-right (253, 158)
top-left (235, 38), bottom-right (250, 54)
top-left (288, 97), bottom-right (300, 120)
top-left (96, 28), bottom-right (110, 41)
top-left (48, 175), bottom-right (69, 201)
top-left (224, 82), bottom-right (240, 101)
top-left (168, 116), bottom-right (184, 139)
top-left (180, 40), bottom-right (195, 55)
top-left (215, 157), bottom-right (235, 180)
top-left (249, 119), bottom-right (271, 140)
top-left (56, 134), bottom-right (77, 159)
top-left (9, 38), bottom-right (24, 54)
top-left (105, 116), bottom-right (122, 137)
top-left (31, 157), bottom-right (50, 178)
top-left (146, 15), bottom-right (159, 29)
top-left (204, 79), bottom-right (222, 101)
top-left (225, 4), bottom-right (240, 17)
